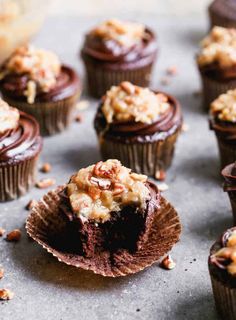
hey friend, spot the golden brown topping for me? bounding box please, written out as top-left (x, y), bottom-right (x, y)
top-left (67, 159), bottom-right (150, 223)
top-left (102, 82), bottom-right (170, 124)
top-left (0, 99), bottom-right (19, 134)
top-left (210, 89), bottom-right (236, 122)
top-left (2, 45), bottom-right (61, 103)
top-left (197, 26), bottom-right (236, 68)
top-left (90, 19), bottom-right (145, 46)
top-left (211, 230), bottom-right (236, 276)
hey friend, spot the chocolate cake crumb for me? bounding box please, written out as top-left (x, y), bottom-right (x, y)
top-left (136, 308), bottom-right (140, 312)
top-left (26, 199), bottom-right (38, 210)
top-left (0, 289), bottom-right (14, 300)
top-left (75, 114), bottom-right (83, 122)
top-left (6, 229), bottom-right (21, 242)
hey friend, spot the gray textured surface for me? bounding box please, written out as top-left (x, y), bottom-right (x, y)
top-left (0, 15), bottom-right (229, 320)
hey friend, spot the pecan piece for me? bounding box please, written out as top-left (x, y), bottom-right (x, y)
top-left (36, 178), bottom-right (56, 189)
top-left (155, 170), bottom-right (166, 181)
top-left (40, 162), bottom-right (52, 173)
top-left (0, 228), bottom-right (5, 237)
top-left (120, 81), bottom-right (135, 95)
top-left (90, 176), bottom-right (111, 190)
top-left (161, 255), bottom-right (176, 270)
top-left (25, 199), bottom-right (38, 210)
top-left (0, 289), bottom-right (14, 300)
top-left (113, 183), bottom-right (126, 196)
top-left (6, 229), bottom-right (21, 242)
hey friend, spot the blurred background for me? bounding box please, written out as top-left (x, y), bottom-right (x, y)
top-left (50, 0), bottom-right (211, 16)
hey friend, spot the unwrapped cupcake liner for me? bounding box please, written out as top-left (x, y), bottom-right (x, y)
top-left (83, 59), bottom-right (154, 98)
top-left (210, 272), bottom-right (236, 320)
top-left (98, 129), bottom-right (180, 177)
top-left (0, 157), bottom-right (39, 202)
top-left (199, 72), bottom-right (236, 111)
top-left (2, 92), bottom-right (80, 136)
top-left (26, 186), bottom-right (181, 277)
top-left (215, 135), bottom-right (236, 169)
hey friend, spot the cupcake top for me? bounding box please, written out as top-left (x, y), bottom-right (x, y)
top-left (210, 228), bottom-right (236, 276)
top-left (0, 98), bottom-right (42, 163)
top-left (67, 159), bottom-right (151, 223)
top-left (89, 19), bottom-right (146, 47)
top-left (0, 99), bottom-right (19, 134)
top-left (210, 89), bottom-right (236, 122)
top-left (0, 45), bottom-right (61, 103)
top-left (197, 26), bottom-right (236, 69)
top-left (102, 81), bottom-right (171, 124)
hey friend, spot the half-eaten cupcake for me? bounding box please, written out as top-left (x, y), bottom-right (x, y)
top-left (26, 159), bottom-right (181, 277)
top-left (94, 81), bottom-right (182, 178)
top-left (0, 45), bottom-right (81, 135)
top-left (81, 18), bottom-right (157, 97)
top-left (209, 227), bottom-right (236, 320)
top-left (0, 98), bottom-right (42, 201)
top-left (197, 26), bottom-right (236, 110)
top-left (210, 89), bottom-right (236, 169)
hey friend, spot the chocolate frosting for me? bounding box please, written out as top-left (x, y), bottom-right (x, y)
top-left (81, 27), bottom-right (157, 69)
top-left (199, 62), bottom-right (236, 80)
top-left (0, 111), bottom-right (42, 165)
top-left (210, 0), bottom-right (236, 20)
top-left (95, 92), bottom-right (182, 143)
top-left (0, 65), bottom-right (80, 103)
top-left (210, 115), bottom-right (236, 144)
top-left (222, 162), bottom-right (236, 191)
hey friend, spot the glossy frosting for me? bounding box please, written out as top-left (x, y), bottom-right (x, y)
top-left (82, 27), bottom-right (157, 68)
top-left (0, 111), bottom-right (42, 164)
top-left (0, 65), bottom-right (80, 103)
top-left (95, 92), bottom-right (182, 143)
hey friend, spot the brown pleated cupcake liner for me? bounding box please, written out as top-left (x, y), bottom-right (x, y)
top-left (215, 135), bottom-right (236, 169)
top-left (98, 129), bottom-right (180, 177)
top-left (26, 186), bottom-right (181, 277)
top-left (0, 156), bottom-right (39, 202)
top-left (2, 92), bottom-right (80, 136)
top-left (227, 192), bottom-right (236, 225)
top-left (83, 60), bottom-right (154, 98)
top-left (210, 271), bottom-right (236, 319)
top-left (199, 72), bottom-right (236, 111)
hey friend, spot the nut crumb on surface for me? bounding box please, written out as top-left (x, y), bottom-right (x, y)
top-left (161, 255), bottom-right (176, 270)
top-left (76, 100), bottom-right (89, 111)
top-left (35, 178), bottom-right (56, 189)
top-left (0, 268), bottom-right (4, 279)
top-left (0, 289), bottom-right (14, 300)
top-left (181, 123), bottom-right (189, 132)
top-left (157, 183), bottom-right (169, 192)
top-left (6, 229), bottom-right (21, 242)
top-left (40, 162), bottom-right (52, 173)
top-left (155, 170), bottom-right (166, 181)
top-left (0, 228), bottom-right (6, 236)
top-left (75, 114), bottom-right (83, 122)
top-left (25, 199), bottom-right (38, 210)
top-left (166, 66), bottom-right (178, 76)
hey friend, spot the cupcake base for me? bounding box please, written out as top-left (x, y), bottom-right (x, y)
top-left (0, 156), bottom-right (39, 202)
top-left (2, 92), bottom-right (80, 136)
top-left (199, 71), bottom-right (236, 111)
top-left (215, 135), bottom-right (236, 169)
top-left (26, 186), bottom-right (181, 277)
top-left (83, 57), bottom-right (154, 98)
top-left (98, 129), bottom-right (181, 178)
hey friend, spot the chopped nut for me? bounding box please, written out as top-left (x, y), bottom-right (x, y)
top-left (166, 66), bottom-right (178, 76)
top-left (0, 289), bottom-right (14, 300)
top-left (75, 114), bottom-right (83, 122)
top-left (155, 170), bottom-right (166, 181)
top-left (40, 162), bottom-right (52, 173)
top-left (161, 255), bottom-right (176, 270)
top-left (181, 123), bottom-right (189, 132)
top-left (25, 199), bottom-right (38, 210)
top-left (76, 100), bottom-right (89, 111)
top-left (35, 178), bottom-right (56, 189)
top-left (157, 183), bottom-right (169, 192)
top-left (160, 77), bottom-right (170, 86)
top-left (0, 268), bottom-right (4, 279)
top-left (120, 81), bottom-right (135, 95)
top-left (0, 228), bottom-right (6, 236)
top-left (6, 229), bottom-right (21, 242)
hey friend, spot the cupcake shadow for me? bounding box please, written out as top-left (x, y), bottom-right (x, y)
top-left (8, 227), bottom-right (148, 290)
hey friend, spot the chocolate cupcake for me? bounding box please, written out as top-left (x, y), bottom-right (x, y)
top-left (0, 99), bottom-right (42, 201)
top-left (209, 227), bottom-right (236, 319)
top-left (26, 159), bottom-right (181, 277)
top-left (81, 19), bottom-right (157, 98)
top-left (0, 45), bottom-right (81, 136)
top-left (209, 89), bottom-right (236, 169)
top-left (197, 26), bottom-right (236, 110)
top-left (222, 162), bottom-right (236, 224)
top-left (209, 0), bottom-right (236, 29)
top-left (94, 81), bottom-right (182, 178)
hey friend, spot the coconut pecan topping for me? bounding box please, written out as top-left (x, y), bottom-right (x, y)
top-left (210, 230), bottom-right (236, 276)
top-left (102, 81), bottom-right (170, 124)
top-left (67, 159), bottom-right (150, 222)
top-left (210, 89), bottom-right (236, 122)
top-left (197, 26), bottom-right (236, 68)
top-left (0, 99), bottom-right (19, 134)
top-left (90, 19), bottom-right (146, 47)
top-left (1, 45), bottom-right (61, 103)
